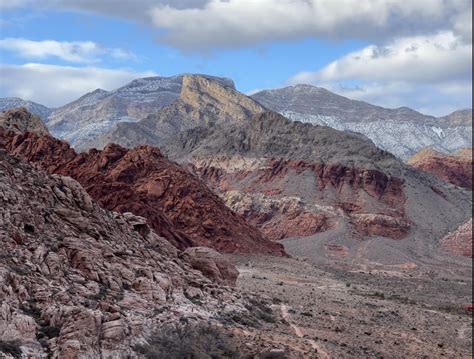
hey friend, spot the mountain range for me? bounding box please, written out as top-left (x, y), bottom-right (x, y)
top-left (2, 75), bottom-right (470, 266)
top-left (252, 85), bottom-right (472, 160)
top-left (0, 76), bottom-right (471, 159)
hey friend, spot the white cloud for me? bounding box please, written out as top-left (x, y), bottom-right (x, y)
top-left (0, 38), bottom-right (136, 63)
top-left (290, 32), bottom-right (472, 84)
top-left (2, 1), bottom-right (471, 51)
top-left (149, 0), bottom-right (471, 51)
top-left (0, 63), bottom-right (156, 107)
top-left (286, 30), bottom-right (472, 116)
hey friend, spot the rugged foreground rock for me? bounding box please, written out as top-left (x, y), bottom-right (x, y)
top-left (408, 148), bottom-right (473, 190)
top-left (0, 150), bottom-right (308, 358)
top-left (0, 113), bottom-right (284, 256)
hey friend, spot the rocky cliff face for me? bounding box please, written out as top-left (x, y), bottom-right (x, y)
top-left (190, 155), bottom-right (410, 241)
top-left (0, 117), bottom-right (284, 256)
top-left (408, 148), bottom-right (472, 190)
top-left (0, 149), bottom-right (294, 358)
top-left (251, 85), bottom-right (472, 160)
top-left (0, 107), bottom-right (49, 136)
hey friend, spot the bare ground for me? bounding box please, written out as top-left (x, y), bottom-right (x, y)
top-left (228, 253), bottom-right (473, 359)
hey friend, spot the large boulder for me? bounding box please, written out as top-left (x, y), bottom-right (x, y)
top-left (181, 247), bottom-right (239, 286)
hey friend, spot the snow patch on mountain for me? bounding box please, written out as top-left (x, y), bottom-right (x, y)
top-left (282, 111), bottom-right (472, 160)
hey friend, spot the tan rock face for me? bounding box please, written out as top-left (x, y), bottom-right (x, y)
top-left (0, 107), bottom-right (49, 135)
top-left (0, 150), bottom-right (283, 357)
top-left (440, 219), bottom-right (472, 257)
top-left (408, 148), bottom-right (473, 190)
top-left (0, 124), bottom-right (285, 256)
top-left (180, 75), bottom-right (266, 123)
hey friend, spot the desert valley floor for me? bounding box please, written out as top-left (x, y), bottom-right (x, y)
top-left (230, 246), bottom-right (472, 358)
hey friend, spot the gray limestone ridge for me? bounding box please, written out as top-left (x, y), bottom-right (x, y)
top-left (251, 85), bottom-right (472, 159)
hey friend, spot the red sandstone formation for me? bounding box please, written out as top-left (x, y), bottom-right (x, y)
top-left (408, 148), bottom-right (472, 190)
top-left (0, 128), bottom-right (285, 256)
top-left (192, 156), bottom-right (410, 241)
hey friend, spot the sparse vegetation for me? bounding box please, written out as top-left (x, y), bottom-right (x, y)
top-left (133, 322), bottom-right (240, 359)
top-left (38, 325), bottom-right (61, 339)
top-left (0, 340), bottom-right (22, 358)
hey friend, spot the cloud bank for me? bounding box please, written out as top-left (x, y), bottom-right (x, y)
top-left (0, 38), bottom-right (136, 63)
top-left (0, 63), bottom-right (156, 107)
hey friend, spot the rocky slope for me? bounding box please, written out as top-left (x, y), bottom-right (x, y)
top-left (251, 85), bottom-right (472, 160)
top-left (179, 111), bottom-right (470, 250)
top-left (0, 107), bottom-right (49, 135)
top-left (0, 149), bottom-right (304, 358)
top-left (0, 109), bottom-right (284, 256)
top-left (408, 148), bottom-right (473, 190)
top-left (440, 219), bottom-right (473, 257)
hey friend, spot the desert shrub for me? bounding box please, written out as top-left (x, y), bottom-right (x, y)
top-left (134, 322), bottom-right (240, 359)
top-left (0, 340), bottom-right (22, 358)
top-left (38, 325), bottom-right (61, 339)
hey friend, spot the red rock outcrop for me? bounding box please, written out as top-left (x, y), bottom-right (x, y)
top-left (0, 127), bottom-right (285, 256)
top-left (192, 156), bottom-right (410, 241)
top-left (408, 148), bottom-right (473, 190)
top-left (440, 219), bottom-right (472, 257)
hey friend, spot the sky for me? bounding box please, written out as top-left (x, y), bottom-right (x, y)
top-left (0, 0), bottom-right (471, 116)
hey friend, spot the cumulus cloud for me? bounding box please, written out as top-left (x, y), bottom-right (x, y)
top-left (0, 63), bottom-right (156, 107)
top-left (149, 0), bottom-right (471, 51)
top-left (290, 31), bottom-right (472, 84)
top-left (2, 1), bottom-right (471, 51)
top-left (0, 38), bottom-right (136, 63)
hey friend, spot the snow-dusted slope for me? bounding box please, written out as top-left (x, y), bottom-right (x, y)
top-left (0, 98), bottom-right (52, 120)
top-left (252, 85), bottom-right (472, 160)
top-left (282, 111), bottom-right (473, 160)
top-left (46, 74), bottom-right (235, 148)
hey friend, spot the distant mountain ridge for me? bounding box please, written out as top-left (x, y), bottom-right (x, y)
top-left (0, 97), bottom-right (52, 119)
top-left (0, 76), bottom-right (471, 160)
top-left (251, 85), bottom-right (472, 160)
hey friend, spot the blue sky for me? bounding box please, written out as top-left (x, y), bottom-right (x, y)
top-left (0, 1), bottom-right (472, 116)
